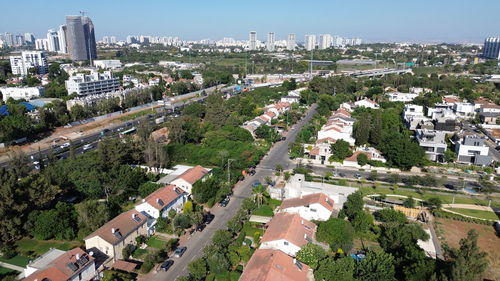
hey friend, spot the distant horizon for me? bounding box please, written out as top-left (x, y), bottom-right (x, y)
top-left (1, 0), bottom-right (499, 45)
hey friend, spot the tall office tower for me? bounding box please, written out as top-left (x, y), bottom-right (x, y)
top-left (15, 35), bottom-right (25, 46)
top-left (304, 34), bottom-right (316, 51)
top-left (287, 34), bottom-right (296, 51)
top-left (10, 51), bottom-right (48, 76)
top-left (110, 36), bottom-right (117, 44)
top-left (267, 32), bottom-right (275, 52)
top-left (318, 34), bottom-right (332, 50)
top-left (102, 36), bottom-right (110, 44)
top-left (65, 15), bottom-right (97, 61)
top-left (483, 37), bottom-right (500, 60)
top-left (249, 31), bottom-right (257, 50)
top-left (46, 29), bottom-right (60, 52)
top-left (4, 32), bottom-right (15, 47)
top-left (58, 25), bottom-right (67, 54)
top-left (24, 33), bottom-right (35, 44)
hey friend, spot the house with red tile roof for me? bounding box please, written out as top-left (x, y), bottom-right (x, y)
top-left (343, 146), bottom-right (386, 167)
top-left (84, 209), bottom-right (149, 261)
top-left (135, 184), bottom-right (187, 219)
top-left (354, 98), bottom-right (380, 109)
top-left (23, 248), bottom-right (96, 281)
top-left (170, 165), bottom-right (210, 194)
top-left (239, 249), bottom-right (314, 281)
top-left (278, 193), bottom-right (335, 221)
top-left (260, 213), bottom-right (317, 257)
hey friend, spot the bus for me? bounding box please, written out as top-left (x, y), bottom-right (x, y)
top-left (119, 127), bottom-right (137, 137)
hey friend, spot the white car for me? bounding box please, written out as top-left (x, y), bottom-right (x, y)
top-left (82, 144), bottom-right (93, 151)
top-left (60, 142), bottom-right (70, 149)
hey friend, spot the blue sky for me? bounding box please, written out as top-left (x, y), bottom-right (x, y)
top-left (2, 0), bottom-right (499, 43)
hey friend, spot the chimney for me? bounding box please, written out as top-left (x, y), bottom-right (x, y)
top-left (142, 199), bottom-right (146, 202)
top-left (111, 228), bottom-right (116, 233)
top-left (132, 213), bottom-right (137, 219)
top-left (301, 219), bottom-right (304, 225)
top-left (76, 253), bottom-right (80, 260)
top-left (293, 258), bottom-right (296, 264)
top-left (156, 198), bottom-right (160, 204)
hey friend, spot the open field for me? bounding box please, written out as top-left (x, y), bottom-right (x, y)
top-left (0, 255), bottom-right (30, 267)
top-left (446, 208), bottom-right (499, 221)
top-left (16, 238), bottom-right (82, 256)
top-left (434, 218), bottom-right (500, 280)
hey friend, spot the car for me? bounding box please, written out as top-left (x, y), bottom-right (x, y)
top-left (82, 144), bottom-right (93, 151)
top-left (281, 136), bottom-right (286, 141)
top-left (173, 247), bottom-right (187, 258)
top-left (204, 213), bottom-right (215, 224)
top-left (220, 197), bottom-right (230, 207)
top-left (339, 173), bottom-right (346, 177)
top-left (354, 173), bottom-right (362, 179)
top-left (252, 181), bottom-right (261, 187)
top-left (249, 170), bottom-right (256, 176)
top-left (444, 184), bottom-right (456, 190)
top-left (60, 142), bottom-right (70, 149)
top-left (160, 260), bottom-right (174, 271)
top-left (196, 224), bottom-right (206, 232)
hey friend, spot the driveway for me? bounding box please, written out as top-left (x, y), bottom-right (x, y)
top-left (142, 104), bottom-right (318, 281)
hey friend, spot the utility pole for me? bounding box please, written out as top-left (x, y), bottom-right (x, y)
top-left (227, 158), bottom-right (235, 187)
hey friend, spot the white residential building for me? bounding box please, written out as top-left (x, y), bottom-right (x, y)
top-left (318, 34), bottom-right (332, 49)
top-left (0, 86), bottom-right (45, 102)
top-left (403, 104), bottom-right (428, 130)
top-left (249, 31), bottom-right (257, 50)
top-left (267, 32), bottom-right (275, 52)
top-left (134, 185), bottom-right (187, 219)
top-left (65, 71), bottom-right (120, 96)
top-left (280, 95), bottom-right (300, 104)
top-left (278, 193), bottom-right (334, 221)
top-left (304, 34), bottom-right (316, 51)
top-left (354, 98), bottom-right (380, 109)
top-left (454, 134), bottom-right (492, 166)
top-left (9, 51), bottom-right (48, 76)
top-left (46, 29), bottom-right (60, 52)
top-left (94, 59), bottom-right (122, 69)
top-left (416, 129), bottom-right (448, 162)
top-left (386, 92), bottom-right (418, 102)
top-left (287, 33), bottom-right (296, 51)
top-left (24, 248), bottom-right (96, 281)
top-left (170, 165), bottom-right (210, 194)
top-left (453, 102), bottom-right (475, 117)
top-left (259, 212), bottom-right (317, 257)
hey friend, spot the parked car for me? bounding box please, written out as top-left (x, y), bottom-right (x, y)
top-left (354, 173), bottom-right (362, 179)
top-left (281, 136), bottom-right (286, 141)
top-left (173, 247), bottom-right (187, 258)
top-left (252, 181), bottom-right (261, 187)
top-left (204, 213), bottom-right (215, 224)
top-left (249, 170), bottom-right (256, 176)
top-left (160, 260), bottom-right (174, 271)
top-left (220, 197), bottom-right (230, 207)
top-left (196, 224), bottom-right (206, 232)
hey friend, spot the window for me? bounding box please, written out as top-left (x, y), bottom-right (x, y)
top-left (310, 208), bottom-right (317, 212)
top-left (284, 241), bottom-right (289, 245)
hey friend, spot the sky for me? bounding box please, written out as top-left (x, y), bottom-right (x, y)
top-left (2, 0), bottom-right (500, 43)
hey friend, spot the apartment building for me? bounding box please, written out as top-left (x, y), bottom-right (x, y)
top-left (65, 71), bottom-right (120, 96)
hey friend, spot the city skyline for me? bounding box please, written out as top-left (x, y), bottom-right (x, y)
top-left (1, 0), bottom-right (500, 43)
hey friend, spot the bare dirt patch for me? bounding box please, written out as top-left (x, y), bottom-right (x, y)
top-left (435, 218), bottom-right (500, 280)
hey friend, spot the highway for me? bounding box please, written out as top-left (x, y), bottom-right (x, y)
top-left (144, 104), bottom-right (318, 281)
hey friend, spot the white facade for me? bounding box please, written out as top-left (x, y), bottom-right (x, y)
top-left (453, 103), bottom-right (475, 117)
top-left (287, 34), bottom-right (296, 51)
top-left (66, 71), bottom-right (120, 96)
top-left (134, 195), bottom-right (186, 219)
top-left (280, 96), bottom-right (300, 104)
top-left (455, 135), bottom-right (492, 166)
top-left (260, 239), bottom-right (302, 257)
top-left (318, 34), bottom-right (332, 50)
top-left (416, 129), bottom-right (448, 162)
top-left (354, 98), bottom-right (380, 109)
top-left (267, 32), bottom-right (275, 52)
top-left (386, 92), bottom-right (418, 102)
top-left (304, 34), bottom-right (316, 51)
top-left (279, 203), bottom-right (332, 221)
top-left (249, 31), bottom-right (257, 50)
top-left (94, 59), bottom-right (122, 69)
top-left (58, 25), bottom-right (67, 54)
top-left (46, 29), bottom-right (60, 52)
top-left (9, 51), bottom-right (48, 76)
top-left (0, 86), bottom-right (44, 102)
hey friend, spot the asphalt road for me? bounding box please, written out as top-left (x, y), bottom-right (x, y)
top-left (146, 104), bottom-right (318, 281)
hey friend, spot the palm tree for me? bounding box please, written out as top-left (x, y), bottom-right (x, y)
top-left (252, 185), bottom-right (268, 208)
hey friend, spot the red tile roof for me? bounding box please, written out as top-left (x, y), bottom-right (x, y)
top-left (443, 97), bottom-right (460, 103)
top-left (481, 103), bottom-right (500, 109)
top-left (309, 147), bottom-right (320, 156)
top-left (316, 137), bottom-right (337, 144)
top-left (261, 213), bottom-right (316, 248)
top-left (280, 193), bottom-right (335, 212)
top-left (344, 151), bottom-right (373, 162)
top-left (334, 108), bottom-right (351, 117)
top-left (112, 260), bottom-right (137, 272)
top-left (24, 248), bottom-right (94, 281)
top-left (144, 185), bottom-right (185, 211)
top-left (85, 209), bottom-right (147, 245)
top-left (239, 249), bottom-right (310, 281)
top-left (175, 165), bottom-right (209, 185)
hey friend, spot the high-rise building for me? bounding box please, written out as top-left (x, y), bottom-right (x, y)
top-left (304, 34), bottom-right (316, 51)
top-left (102, 36), bottom-right (109, 44)
top-left (65, 15), bottom-right (97, 61)
top-left (483, 37), bottom-right (500, 60)
top-left (46, 29), bottom-right (60, 52)
top-left (319, 34), bottom-right (332, 50)
top-left (24, 33), bottom-right (35, 45)
top-left (266, 32), bottom-right (275, 52)
top-left (110, 36), bottom-right (117, 44)
top-left (287, 34), bottom-right (296, 51)
top-left (249, 31), bottom-right (257, 51)
top-left (9, 51), bottom-right (48, 76)
top-left (4, 32), bottom-right (15, 47)
top-left (58, 25), bottom-right (68, 54)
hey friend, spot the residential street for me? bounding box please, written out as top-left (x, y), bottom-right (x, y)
top-left (143, 104), bottom-right (318, 281)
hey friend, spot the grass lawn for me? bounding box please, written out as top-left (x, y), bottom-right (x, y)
top-left (146, 236), bottom-right (167, 249)
top-left (119, 108), bottom-right (155, 122)
top-left (0, 255), bottom-right (30, 267)
top-left (268, 199), bottom-right (282, 209)
top-left (242, 222), bottom-right (264, 237)
top-left (0, 267), bottom-right (16, 278)
top-left (132, 248), bottom-right (149, 260)
top-left (16, 238), bottom-right (81, 256)
top-left (252, 205), bottom-right (274, 217)
top-left (446, 208), bottom-right (499, 221)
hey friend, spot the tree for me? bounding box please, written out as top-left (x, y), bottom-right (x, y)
top-left (173, 213), bottom-right (191, 229)
top-left (357, 153), bottom-right (369, 166)
top-left (188, 258), bottom-right (208, 280)
top-left (167, 115), bottom-right (202, 144)
top-left (340, 191), bottom-right (364, 220)
top-left (380, 132), bottom-right (424, 170)
top-left (122, 244), bottom-right (134, 260)
top-left (403, 196), bottom-right (416, 208)
top-left (316, 218), bottom-right (354, 253)
top-left (206, 252), bottom-right (230, 274)
top-left (445, 230), bottom-right (488, 281)
top-left (329, 140), bottom-right (353, 162)
top-left (370, 110), bottom-right (383, 146)
top-left (427, 197), bottom-right (442, 210)
top-left (183, 201), bottom-right (194, 213)
top-left (315, 256), bottom-right (356, 281)
top-left (354, 113), bottom-right (372, 145)
top-left (351, 212), bottom-right (374, 233)
top-left (355, 250), bottom-right (397, 281)
top-left (444, 149), bottom-right (457, 163)
top-left (205, 94), bottom-right (230, 129)
top-left (374, 209), bottom-right (407, 224)
top-left (212, 230), bottom-right (233, 249)
top-left (138, 182), bottom-right (162, 198)
top-left (252, 184), bottom-right (268, 207)
top-left (296, 244), bottom-right (327, 269)
top-left (75, 200), bottom-right (110, 237)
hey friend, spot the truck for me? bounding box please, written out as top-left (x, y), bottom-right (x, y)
top-left (155, 117), bottom-right (165, 124)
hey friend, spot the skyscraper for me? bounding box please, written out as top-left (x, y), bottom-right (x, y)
top-left (58, 25), bottom-right (67, 54)
top-left (304, 34), bottom-right (316, 51)
top-left (102, 36), bottom-right (110, 44)
top-left (483, 37), bottom-right (500, 60)
top-left (287, 34), bottom-right (296, 51)
top-left (110, 36), bottom-right (117, 44)
top-left (249, 31), bottom-right (257, 51)
top-left (46, 29), bottom-right (60, 52)
top-left (267, 32), bottom-right (275, 52)
top-left (65, 15), bottom-right (97, 61)
top-left (24, 33), bottom-right (35, 45)
top-left (319, 34), bottom-right (332, 50)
